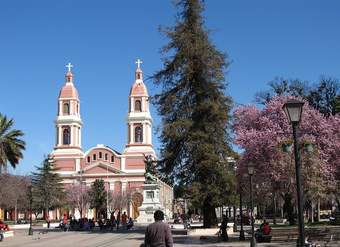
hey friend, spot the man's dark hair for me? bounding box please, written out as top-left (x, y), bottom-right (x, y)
top-left (154, 210), bottom-right (164, 221)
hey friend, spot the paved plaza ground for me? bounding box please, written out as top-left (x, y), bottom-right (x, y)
top-left (2, 228), bottom-right (339, 247)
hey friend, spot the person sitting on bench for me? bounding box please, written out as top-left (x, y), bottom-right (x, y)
top-left (255, 219), bottom-right (271, 242)
top-left (127, 217), bottom-right (134, 230)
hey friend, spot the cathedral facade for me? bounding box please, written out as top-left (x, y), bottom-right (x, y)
top-left (49, 61), bottom-right (173, 220)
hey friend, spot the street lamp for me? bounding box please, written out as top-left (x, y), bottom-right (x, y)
top-left (78, 170), bottom-right (85, 218)
top-left (239, 183), bottom-right (245, 241)
top-left (248, 163), bottom-right (256, 247)
top-left (106, 164), bottom-right (109, 219)
top-left (27, 185), bottom-right (33, 236)
top-left (283, 99), bottom-right (305, 247)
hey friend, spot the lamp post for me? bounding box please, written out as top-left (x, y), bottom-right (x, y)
top-left (27, 185), bottom-right (33, 236)
top-left (283, 99), bottom-right (305, 247)
top-left (248, 164), bottom-right (256, 247)
top-left (106, 164), bottom-right (109, 219)
top-left (239, 187), bottom-right (245, 241)
top-left (78, 170), bottom-right (84, 218)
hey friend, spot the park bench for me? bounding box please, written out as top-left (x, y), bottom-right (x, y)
top-left (255, 233), bottom-right (272, 243)
top-left (306, 228), bottom-right (330, 242)
top-left (271, 227), bottom-right (340, 244)
top-left (271, 227), bottom-right (299, 241)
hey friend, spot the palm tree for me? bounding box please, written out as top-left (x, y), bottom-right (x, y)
top-left (0, 113), bottom-right (25, 172)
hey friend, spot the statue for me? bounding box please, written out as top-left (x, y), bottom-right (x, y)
top-left (145, 172), bottom-right (157, 184)
top-left (144, 155), bottom-right (158, 184)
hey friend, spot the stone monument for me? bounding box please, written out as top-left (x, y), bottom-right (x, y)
top-left (136, 171), bottom-right (164, 224)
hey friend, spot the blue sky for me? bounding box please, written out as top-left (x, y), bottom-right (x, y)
top-left (1, 0), bottom-right (339, 175)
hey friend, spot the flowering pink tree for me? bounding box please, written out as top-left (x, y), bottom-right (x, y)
top-left (233, 96), bottom-right (340, 215)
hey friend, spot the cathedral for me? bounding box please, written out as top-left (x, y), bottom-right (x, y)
top-left (49, 61), bottom-right (173, 220)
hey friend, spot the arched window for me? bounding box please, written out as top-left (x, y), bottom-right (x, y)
top-left (87, 156), bottom-right (90, 163)
top-left (111, 156), bottom-right (114, 163)
top-left (99, 152), bottom-right (102, 159)
top-left (93, 154), bottom-right (96, 161)
top-left (135, 100), bottom-right (142, 112)
top-left (105, 153), bottom-right (108, 161)
top-left (63, 102), bottom-right (70, 115)
top-left (62, 127), bottom-right (70, 145)
top-left (135, 126), bottom-right (143, 143)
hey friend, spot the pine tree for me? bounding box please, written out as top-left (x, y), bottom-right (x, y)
top-left (153, 0), bottom-right (234, 227)
top-left (89, 179), bottom-right (106, 219)
top-left (308, 77), bottom-right (339, 117)
top-left (334, 95), bottom-right (340, 114)
top-left (31, 158), bottom-right (64, 220)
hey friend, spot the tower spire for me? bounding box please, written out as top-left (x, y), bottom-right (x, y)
top-left (135, 58), bottom-right (142, 69)
top-left (54, 64), bottom-right (83, 153)
top-left (135, 58), bottom-right (143, 80)
top-left (65, 62), bottom-right (74, 83)
top-left (66, 62), bottom-right (73, 72)
top-left (124, 60), bottom-right (155, 156)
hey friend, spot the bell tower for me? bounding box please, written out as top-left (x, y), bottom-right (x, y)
top-left (51, 63), bottom-right (83, 157)
top-left (124, 59), bottom-right (155, 155)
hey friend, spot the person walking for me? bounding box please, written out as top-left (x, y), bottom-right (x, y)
top-left (62, 214), bottom-right (68, 231)
top-left (46, 214), bottom-right (50, 229)
top-left (143, 210), bottom-right (173, 247)
top-left (116, 210), bottom-right (121, 230)
top-left (121, 212), bottom-right (128, 229)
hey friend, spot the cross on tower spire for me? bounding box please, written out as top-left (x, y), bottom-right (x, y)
top-left (66, 62), bottom-right (73, 72)
top-left (135, 58), bottom-right (142, 69)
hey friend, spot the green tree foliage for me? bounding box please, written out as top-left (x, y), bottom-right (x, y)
top-left (153, 0), bottom-right (234, 227)
top-left (255, 78), bottom-right (309, 104)
top-left (256, 77), bottom-right (340, 117)
top-left (308, 77), bottom-right (339, 117)
top-left (89, 179), bottom-right (106, 218)
top-left (336, 95), bottom-right (340, 114)
top-left (31, 158), bottom-right (64, 220)
top-left (0, 113), bottom-right (25, 171)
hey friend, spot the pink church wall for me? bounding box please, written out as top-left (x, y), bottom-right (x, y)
top-left (113, 159), bottom-right (121, 170)
top-left (80, 159), bottom-right (85, 169)
top-left (85, 148), bottom-right (121, 170)
top-left (55, 159), bottom-right (75, 171)
top-left (125, 157), bottom-right (145, 170)
top-left (85, 166), bottom-right (114, 174)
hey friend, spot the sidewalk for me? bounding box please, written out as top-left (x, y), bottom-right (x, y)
top-left (0, 228), bottom-right (339, 247)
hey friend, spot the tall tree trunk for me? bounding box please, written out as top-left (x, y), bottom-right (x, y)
top-left (45, 207), bottom-right (49, 220)
top-left (203, 199), bottom-right (217, 228)
top-left (273, 191), bottom-right (277, 225)
top-left (311, 201), bottom-right (314, 223)
top-left (14, 200), bottom-right (17, 223)
top-left (317, 198), bottom-right (320, 222)
top-left (233, 205), bottom-right (237, 232)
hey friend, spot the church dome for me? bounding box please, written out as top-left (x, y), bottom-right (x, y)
top-left (130, 81), bottom-right (148, 96)
top-left (59, 83), bottom-right (79, 99)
